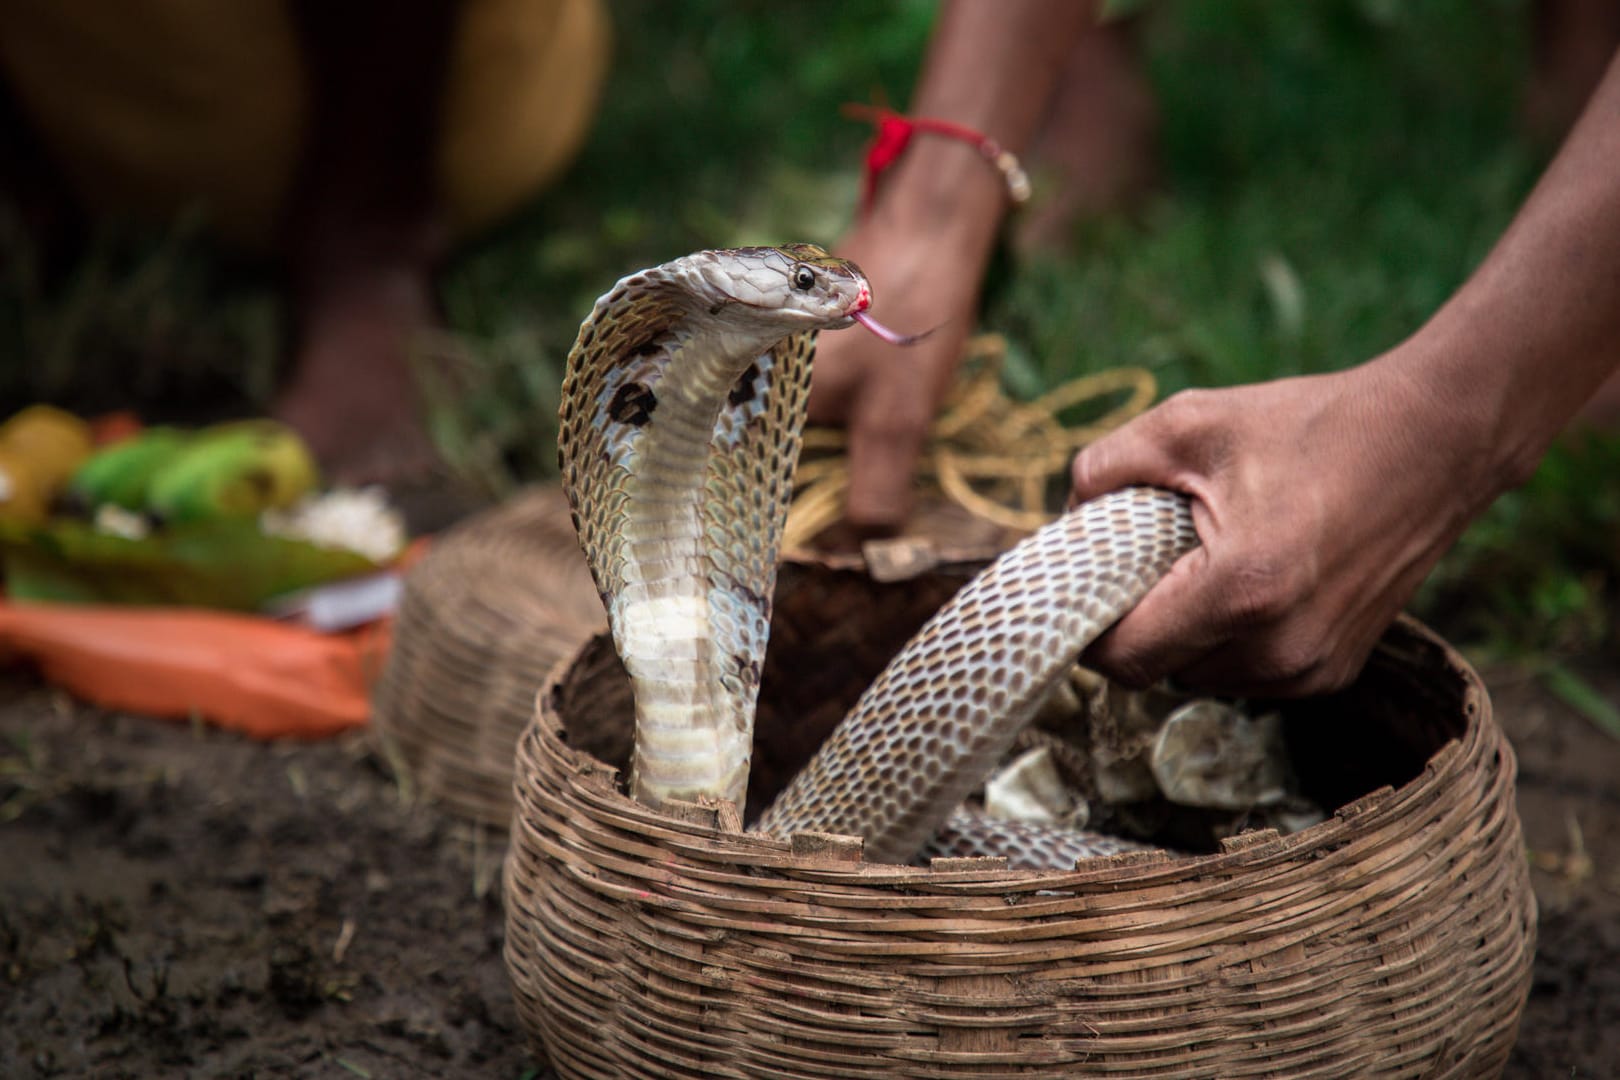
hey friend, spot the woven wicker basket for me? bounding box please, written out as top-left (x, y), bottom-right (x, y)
top-left (372, 485), bottom-right (605, 825)
top-left (504, 562), bottom-right (1535, 1078)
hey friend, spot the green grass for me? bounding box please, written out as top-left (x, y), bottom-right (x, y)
top-left (990, 1), bottom-right (1539, 394)
top-left (2, 0), bottom-right (1615, 653)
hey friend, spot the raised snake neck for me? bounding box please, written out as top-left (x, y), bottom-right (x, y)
top-left (559, 245), bottom-right (870, 812)
top-left (561, 246), bottom-right (1201, 867)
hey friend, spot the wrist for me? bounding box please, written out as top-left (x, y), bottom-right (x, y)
top-left (859, 133), bottom-right (1014, 258)
top-left (1367, 323), bottom-right (1546, 507)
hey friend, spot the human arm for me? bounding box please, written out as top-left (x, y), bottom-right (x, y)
top-left (1069, 49), bottom-right (1620, 697)
top-left (809, 0), bottom-right (1092, 531)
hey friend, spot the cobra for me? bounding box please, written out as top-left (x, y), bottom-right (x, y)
top-left (559, 245), bottom-right (1199, 867)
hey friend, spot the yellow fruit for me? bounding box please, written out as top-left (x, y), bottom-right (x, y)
top-left (0, 405), bottom-right (95, 498)
top-left (0, 447), bottom-right (49, 524)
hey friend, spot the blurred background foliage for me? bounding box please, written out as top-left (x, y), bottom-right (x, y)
top-left (0, 0), bottom-right (1616, 657)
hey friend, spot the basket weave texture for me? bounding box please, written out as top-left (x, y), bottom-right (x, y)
top-left (504, 580), bottom-right (1535, 1077)
top-left (372, 485), bottom-right (604, 825)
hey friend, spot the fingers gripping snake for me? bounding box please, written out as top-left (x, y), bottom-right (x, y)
top-left (559, 246), bottom-right (1199, 867)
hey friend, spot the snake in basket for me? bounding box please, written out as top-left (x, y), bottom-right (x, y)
top-left (558, 245), bottom-right (1199, 867)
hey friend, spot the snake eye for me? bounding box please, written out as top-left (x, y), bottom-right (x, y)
top-left (793, 266), bottom-right (816, 292)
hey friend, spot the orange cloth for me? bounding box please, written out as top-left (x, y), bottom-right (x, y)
top-left (0, 600), bottom-right (389, 738)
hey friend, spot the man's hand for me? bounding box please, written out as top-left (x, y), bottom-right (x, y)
top-left (808, 226), bottom-right (979, 532)
top-left (806, 1), bottom-right (1093, 534)
top-left (1068, 357), bottom-right (1501, 697)
top-left (1069, 51), bottom-right (1620, 695)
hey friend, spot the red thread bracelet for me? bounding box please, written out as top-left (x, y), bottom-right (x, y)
top-left (844, 103), bottom-right (1032, 218)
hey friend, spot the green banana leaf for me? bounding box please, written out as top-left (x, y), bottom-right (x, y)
top-left (0, 517), bottom-right (382, 611)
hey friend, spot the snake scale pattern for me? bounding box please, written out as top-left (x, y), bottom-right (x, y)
top-left (559, 246), bottom-right (1199, 868)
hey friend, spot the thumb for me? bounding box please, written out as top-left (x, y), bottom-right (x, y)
top-left (1070, 409), bottom-right (1185, 505)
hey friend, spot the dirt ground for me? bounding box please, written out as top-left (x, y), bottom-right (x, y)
top-left (3, 654), bottom-right (1619, 1079)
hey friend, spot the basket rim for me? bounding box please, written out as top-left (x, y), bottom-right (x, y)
top-left (520, 613), bottom-right (1504, 889)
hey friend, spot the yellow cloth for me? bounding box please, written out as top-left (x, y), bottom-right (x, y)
top-left (0, 0), bottom-right (610, 249)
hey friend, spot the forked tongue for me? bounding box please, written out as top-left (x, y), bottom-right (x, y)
top-left (852, 310), bottom-right (937, 347)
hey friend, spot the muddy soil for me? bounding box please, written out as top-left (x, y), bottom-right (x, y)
top-left (0, 672), bottom-right (532, 1079)
top-left (3, 657), bottom-right (1619, 1078)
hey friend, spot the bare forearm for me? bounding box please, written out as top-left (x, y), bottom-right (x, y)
top-left (815, 2), bottom-right (1105, 530)
top-left (1398, 50), bottom-right (1620, 490)
top-left (866, 0), bottom-right (1091, 251)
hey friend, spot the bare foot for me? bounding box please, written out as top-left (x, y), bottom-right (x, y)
top-left (1014, 17), bottom-right (1160, 253)
top-left (274, 265), bottom-right (443, 488)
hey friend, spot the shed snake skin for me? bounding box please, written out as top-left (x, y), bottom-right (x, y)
top-left (559, 246), bottom-right (1199, 867)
